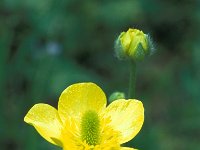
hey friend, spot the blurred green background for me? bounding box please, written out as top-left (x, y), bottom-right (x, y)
top-left (0, 0), bottom-right (200, 149)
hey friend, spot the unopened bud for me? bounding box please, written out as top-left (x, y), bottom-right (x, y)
top-left (115, 28), bottom-right (154, 61)
top-left (108, 92), bottom-right (125, 103)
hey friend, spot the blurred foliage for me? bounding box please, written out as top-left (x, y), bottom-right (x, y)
top-left (0, 0), bottom-right (200, 149)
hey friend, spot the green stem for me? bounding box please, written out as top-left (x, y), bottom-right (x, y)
top-left (128, 60), bottom-right (137, 98)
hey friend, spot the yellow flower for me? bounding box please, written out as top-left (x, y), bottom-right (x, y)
top-left (24, 83), bottom-right (144, 150)
top-left (115, 28), bottom-right (153, 61)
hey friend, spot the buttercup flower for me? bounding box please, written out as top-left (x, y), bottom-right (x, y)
top-left (115, 28), bottom-right (153, 61)
top-left (24, 83), bottom-right (144, 150)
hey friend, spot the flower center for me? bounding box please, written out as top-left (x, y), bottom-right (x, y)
top-left (81, 110), bottom-right (100, 146)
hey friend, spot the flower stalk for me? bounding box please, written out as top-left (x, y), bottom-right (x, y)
top-left (128, 60), bottom-right (136, 98)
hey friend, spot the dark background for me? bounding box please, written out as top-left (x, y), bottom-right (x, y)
top-left (0, 0), bottom-right (200, 149)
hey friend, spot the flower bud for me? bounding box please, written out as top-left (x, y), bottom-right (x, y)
top-left (115, 28), bottom-right (154, 61)
top-left (108, 92), bottom-right (125, 103)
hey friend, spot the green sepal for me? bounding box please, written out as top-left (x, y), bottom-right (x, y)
top-left (132, 43), bottom-right (146, 61)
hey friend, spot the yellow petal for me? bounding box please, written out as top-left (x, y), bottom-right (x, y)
top-left (104, 99), bottom-right (144, 144)
top-left (58, 82), bottom-right (107, 124)
top-left (24, 104), bottom-right (63, 146)
top-left (120, 31), bottom-right (131, 51)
